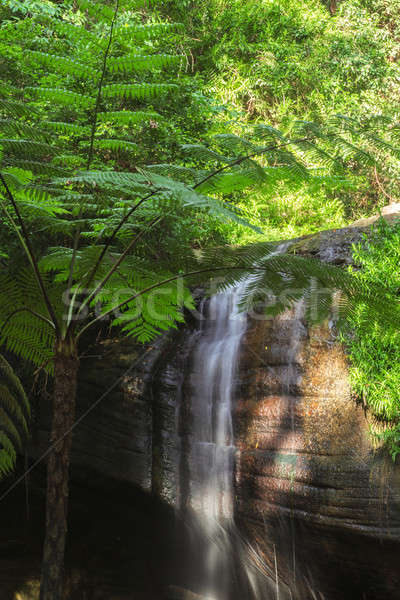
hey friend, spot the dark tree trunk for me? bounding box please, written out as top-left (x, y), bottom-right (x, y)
top-left (326, 0), bottom-right (338, 15)
top-left (40, 340), bottom-right (79, 600)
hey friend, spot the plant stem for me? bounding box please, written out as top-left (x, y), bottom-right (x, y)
top-left (39, 340), bottom-right (79, 600)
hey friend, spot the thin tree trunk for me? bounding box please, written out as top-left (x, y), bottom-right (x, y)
top-left (40, 341), bottom-right (79, 600)
top-left (329, 0), bottom-right (337, 15)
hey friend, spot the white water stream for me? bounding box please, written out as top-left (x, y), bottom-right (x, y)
top-left (186, 283), bottom-right (249, 599)
top-left (180, 244), bottom-right (297, 600)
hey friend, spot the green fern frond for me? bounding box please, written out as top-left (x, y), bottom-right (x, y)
top-left (0, 99), bottom-right (36, 118)
top-left (99, 266), bottom-right (194, 343)
top-left (102, 83), bottom-right (177, 101)
top-left (47, 19), bottom-right (102, 47)
top-left (265, 149), bottom-right (309, 179)
top-left (0, 273), bottom-right (56, 368)
top-left (76, 0), bottom-right (115, 21)
top-left (17, 187), bottom-right (69, 217)
top-left (0, 139), bottom-right (54, 159)
top-left (181, 143), bottom-right (231, 164)
top-left (116, 22), bottom-right (184, 41)
top-left (96, 138), bottom-right (139, 153)
top-left (0, 83), bottom-right (19, 98)
top-left (25, 87), bottom-right (95, 108)
top-left (360, 131), bottom-right (400, 160)
top-left (196, 165), bottom-right (267, 194)
top-left (195, 245), bottom-right (399, 329)
top-left (0, 355), bottom-right (30, 479)
top-left (138, 169), bottom-right (263, 232)
top-left (292, 139), bottom-right (339, 170)
top-left (39, 245), bottom-right (108, 283)
top-left (26, 51), bottom-right (100, 79)
top-left (0, 120), bottom-right (51, 142)
top-left (5, 159), bottom-right (68, 176)
top-left (144, 163), bottom-right (202, 183)
top-left (107, 53), bottom-right (181, 74)
top-left (43, 121), bottom-right (90, 136)
top-left (54, 170), bottom-right (149, 195)
top-left (253, 124), bottom-right (287, 143)
top-left (333, 136), bottom-right (375, 166)
top-left (213, 133), bottom-right (258, 154)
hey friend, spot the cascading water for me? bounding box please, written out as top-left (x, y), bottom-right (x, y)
top-left (160, 243), bottom-right (295, 599)
top-left (183, 283), bottom-right (249, 599)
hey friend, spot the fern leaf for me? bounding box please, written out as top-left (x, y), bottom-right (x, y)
top-left (47, 20), bottom-right (101, 47)
top-left (181, 143), bottom-right (231, 164)
top-left (17, 188), bottom-right (69, 217)
top-left (116, 22), bottom-right (184, 41)
top-left (0, 99), bottom-right (36, 118)
top-left (102, 83), bottom-right (177, 101)
top-left (96, 139), bottom-right (139, 153)
top-left (0, 139), bottom-right (54, 158)
top-left (0, 273), bottom-right (55, 369)
top-left (253, 124), bottom-right (287, 143)
top-left (0, 83), bottom-right (19, 98)
top-left (213, 133), bottom-right (258, 154)
top-left (4, 159), bottom-right (68, 177)
top-left (26, 51), bottom-right (100, 79)
top-left (196, 166), bottom-right (267, 194)
top-left (0, 355), bottom-right (30, 479)
top-left (25, 87), bottom-right (95, 108)
top-left (0, 120), bottom-right (51, 142)
top-left (42, 121), bottom-right (90, 136)
top-left (54, 171), bottom-right (149, 194)
top-left (108, 53), bottom-right (181, 74)
top-left (144, 163), bottom-right (201, 184)
top-left (76, 0), bottom-right (115, 21)
top-left (138, 169), bottom-right (264, 232)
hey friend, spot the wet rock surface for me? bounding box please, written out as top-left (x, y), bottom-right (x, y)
top-left (235, 309), bottom-right (400, 599)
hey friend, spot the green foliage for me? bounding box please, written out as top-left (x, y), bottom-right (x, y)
top-left (0, 354), bottom-right (30, 479)
top-left (159, 0), bottom-right (400, 237)
top-left (342, 218), bottom-right (400, 460)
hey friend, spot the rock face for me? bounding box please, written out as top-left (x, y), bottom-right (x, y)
top-left (235, 308), bottom-right (400, 599)
top-left (231, 215), bottom-right (400, 599)
top-left (1, 215), bottom-right (400, 599)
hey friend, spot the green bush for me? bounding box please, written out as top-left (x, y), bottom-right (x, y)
top-left (156, 0), bottom-right (400, 240)
top-left (343, 218), bottom-right (400, 459)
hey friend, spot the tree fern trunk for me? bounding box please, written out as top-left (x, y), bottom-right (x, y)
top-left (40, 341), bottom-right (79, 600)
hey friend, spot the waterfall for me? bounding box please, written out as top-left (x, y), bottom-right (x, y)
top-left (157, 244), bottom-right (295, 599)
top-left (186, 284), bottom-right (248, 520)
top-left (183, 283), bottom-right (249, 600)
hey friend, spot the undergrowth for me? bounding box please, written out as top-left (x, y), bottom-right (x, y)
top-left (343, 217), bottom-right (400, 459)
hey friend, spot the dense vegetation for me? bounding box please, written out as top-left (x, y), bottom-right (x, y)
top-left (159, 0), bottom-right (400, 239)
top-left (344, 219), bottom-right (400, 460)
